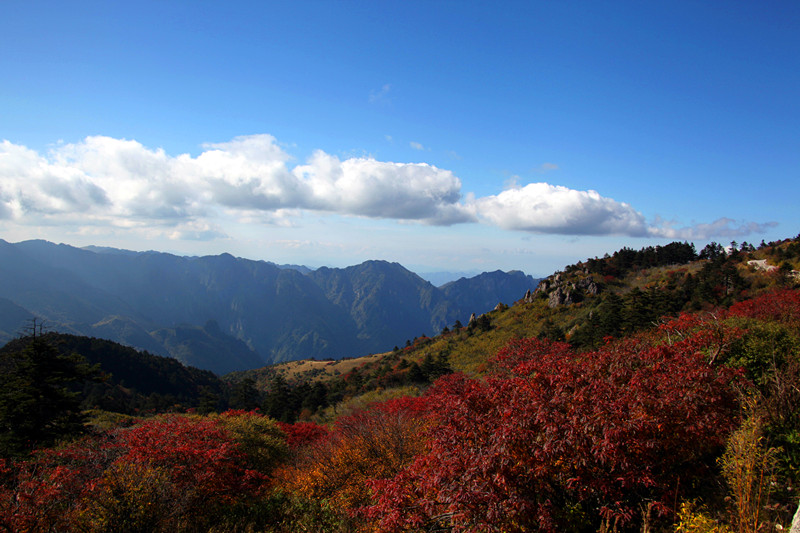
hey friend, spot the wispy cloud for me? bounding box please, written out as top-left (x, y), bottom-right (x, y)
top-left (534, 162), bottom-right (559, 173)
top-left (647, 217), bottom-right (779, 240)
top-left (409, 141), bottom-right (426, 151)
top-left (369, 83), bottom-right (392, 104)
top-left (0, 135), bottom-right (776, 242)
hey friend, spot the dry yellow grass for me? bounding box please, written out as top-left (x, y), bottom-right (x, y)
top-left (269, 352), bottom-right (387, 383)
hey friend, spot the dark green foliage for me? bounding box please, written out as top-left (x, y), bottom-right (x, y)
top-left (197, 386), bottom-right (223, 414)
top-left (577, 241), bottom-right (697, 278)
top-left (262, 375), bottom-right (294, 422)
top-left (538, 318), bottom-right (565, 342)
top-left (407, 362), bottom-right (425, 383)
top-left (230, 377), bottom-right (262, 411)
top-left (260, 375), bottom-right (331, 422)
top-left (569, 249), bottom-right (755, 349)
top-left (699, 242), bottom-right (726, 260)
top-left (0, 332), bottom-right (229, 416)
top-left (420, 352), bottom-right (452, 382)
top-left (0, 335), bottom-right (100, 456)
top-left (693, 253), bottom-right (748, 306)
top-left (305, 382), bottom-right (329, 412)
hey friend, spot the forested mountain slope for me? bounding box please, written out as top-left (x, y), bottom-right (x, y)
top-left (0, 239), bottom-right (539, 371)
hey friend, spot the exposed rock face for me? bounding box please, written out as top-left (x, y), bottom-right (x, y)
top-left (581, 277), bottom-right (600, 295)
top-left (747, 259), bottom-right (777, 272)
top-left (548, 287), bottom-right (568, 307)
top-left (532, 274), bottom-right (601, 308)
top-left (468, 312), bottom-right (477, 327)
top-left (523, 289), bottom-right (533, 303)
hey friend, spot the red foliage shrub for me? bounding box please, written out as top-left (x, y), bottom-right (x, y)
top-left (0, 415), bottom-right (270, 532)
top-left (728, 288), bottom-right (800, 325)
top-left (114, 415), bottom-right (264, 502)
top-left (367, 329), bottom-right (744, 532)
top-left (277, 420), bottom-right (330, 449)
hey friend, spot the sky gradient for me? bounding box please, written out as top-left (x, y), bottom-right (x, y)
top-left (1, 1), bottom-right (798, 277)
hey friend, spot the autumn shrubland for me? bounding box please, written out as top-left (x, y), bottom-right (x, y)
top-left (2, 236), bottom-right (800, 531)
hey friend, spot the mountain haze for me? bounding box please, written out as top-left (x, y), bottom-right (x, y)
top-left (0, 240), bottom-right (540, 373)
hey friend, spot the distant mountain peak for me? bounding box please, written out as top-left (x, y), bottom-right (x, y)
top-left (0, 238), bottom-right (538, 372)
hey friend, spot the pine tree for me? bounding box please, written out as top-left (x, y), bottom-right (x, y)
top-left (0, 334), bottom-right (100, 456)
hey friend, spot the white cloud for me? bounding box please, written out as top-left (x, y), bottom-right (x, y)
top-left (0, 135), bottom-right (775, 243)
top-left (293, 150), bottom-right (474, 224)
top-left (194, 135), bottom-right (306, 210)
top-left (168, 221), bottom-right (228, 242)
top-left (0, 135), bottom-right (474, 230)
top-left (52, 136), bottom-right (201, 220)
top-left (409, 141), bottom-right (426, 151)
top-left (472, 182), bottom-right (650, 236)
top-left (0, 140), bottom-right (109, 219)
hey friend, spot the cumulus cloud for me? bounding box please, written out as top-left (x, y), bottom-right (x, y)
top-left (0, 135), bottom-right (776, 242)
top-left (0, 135), bottom-right (474, 229)
top-left (293, 150), bottom-right (474, 224)
top-left (0, 140), bottom-right (109, 218)
top-left (472, 183), bottom-right (650, 236)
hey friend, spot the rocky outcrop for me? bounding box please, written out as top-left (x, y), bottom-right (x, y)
top-left (530, 274), bottom-right (601, 308)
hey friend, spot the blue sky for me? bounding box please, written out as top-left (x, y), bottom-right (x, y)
top-left (1, 1), bottom-right (797, 277)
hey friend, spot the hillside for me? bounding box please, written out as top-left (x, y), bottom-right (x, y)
top-left (0, 239), bottom-right (540, 372)
top-left (229, 236), bottom-right (800, 418)
top-left (0, 332), bottom-right (228, 415)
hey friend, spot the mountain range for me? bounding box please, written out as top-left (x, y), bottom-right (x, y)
top-left (0, 239), bottom-right (539, 373)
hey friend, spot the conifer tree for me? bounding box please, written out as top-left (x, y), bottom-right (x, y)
top-left (0, 333), bottom-right (100, 456)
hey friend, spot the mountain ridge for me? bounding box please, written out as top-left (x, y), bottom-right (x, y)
top-left (0, 239), bottom-right (540, 373)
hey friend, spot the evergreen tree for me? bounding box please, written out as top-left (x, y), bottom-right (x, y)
top-left (0, 334), bottom-right (100, 456)
top-left (263, 374), bottom-right (293, 422)
top-left (230, 377), bottom-right (261, 411)
top-left (407, 362), bottom-right (425, 383)
top-left (197, 386), bottom-right (222, 414)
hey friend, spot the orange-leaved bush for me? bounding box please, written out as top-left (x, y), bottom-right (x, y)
top-left (277, 395), bottom-right (433, 513)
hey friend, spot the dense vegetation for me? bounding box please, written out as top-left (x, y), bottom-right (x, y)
top-left (2, 236), bottom-right (800, 531)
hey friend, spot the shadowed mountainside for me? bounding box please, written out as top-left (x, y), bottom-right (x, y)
top-left (0, 240), bottom-right (539, 372)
